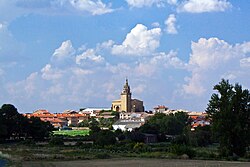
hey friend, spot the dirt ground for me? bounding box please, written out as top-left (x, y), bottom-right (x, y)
top-left (21, 158), bottom-right (250, 167)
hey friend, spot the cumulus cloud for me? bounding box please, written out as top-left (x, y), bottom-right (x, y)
top-left (167, 0), bottom-right (178, 5)
top-left (165, 14), bottom-right (178, 34)
top-left (41, 64), bottom-right (64, 80)
top-left (134, 51), bottom-right (186, 77)
top-left (125, 0), bottom-right (167, 8)
top-left (52, 40), bottom-right (75, 61)
top-left (0, 22), bottom-right (23, 61)
top-left (183, 38), bottom-right (250, 96)
top-left (0, 0), bottom-right (114, 22)
top-left (240, 57), bottom-right (250, 68)
top-left (69, 0), bottom-right (114, 15)
top-left (112, 24), bottom-right (161, 56)
top-left (177, 0), bottom-right (232, 13)
top-left (75, 49), bottom-right (105, 65)
top-left (0, 68), bottom-right (4, 76)
top-left (151, 22), bottom-right (160, 27)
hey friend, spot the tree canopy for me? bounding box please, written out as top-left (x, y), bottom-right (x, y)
top-left (0, 104), bottom-right (53, 141)
top-left (140, 112), bottom-right (188, 136)
top-left (206, 79), bottom-right (250, 157)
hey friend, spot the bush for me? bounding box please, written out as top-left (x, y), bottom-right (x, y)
top-left (169, 144), bottom-right (195, 158)
top-left (94, 153), bottom-right (111, 159)
top-left (20, 139), bottom-right (35, 146)
top-left (49, 137), bottom-right (64, 146)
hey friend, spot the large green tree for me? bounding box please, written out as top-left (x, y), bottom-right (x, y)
top-left (0, 104), bottom-right (53, 141)
top-left (0, 104), bottom-right (20, 139)
top-left (206, 79), bottom-right (250, 157)
top-left (140, 112), bottom-right (188, 136)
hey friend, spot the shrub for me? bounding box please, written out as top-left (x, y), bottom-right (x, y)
top-left (94, 153), bottom-right (111, 159)
top-left (169, 144), bottom-right (195, 158)
top-left (49, 137), bottom-right (64, 146)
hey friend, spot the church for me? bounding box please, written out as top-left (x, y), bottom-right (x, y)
top-left (111, 79), bottom-right (144, 112)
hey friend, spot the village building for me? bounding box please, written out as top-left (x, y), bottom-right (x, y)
top-left (24, 109), bottom-right (89, 128)
top-left (111, 79), bottom-right (144, 112)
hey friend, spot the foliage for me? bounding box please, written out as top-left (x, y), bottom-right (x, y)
top-left (49, 136), bottom-right (64, 146)
top-left (77, 120), bottom-right (89, 127)
top-left (177, 125), bottom-right (212, 147)
top-left (53, 130), bottom-right (90, 136)
top-left (94, 153), bottom-right (111, 159)
top-left (28, 116), bottom-right (54, 140)
top-left (169, 144), bottom-right (196, 158)
top-left (206, 79), bottom-right (250, 157)
top-left (99, 118), bottom-right (115, 128)
top-left (125, 130), bottom-right (144, 143)
top-left (133, 142), bottom-right (151, 152)
top-left (139, 112), bottom-right (188, 140)
top-left (89, 117), bottom-right (100, 133)
top-left (91, 130), bottom-right (116, 146)
top-left (0, 104), bottom-right (53, 141)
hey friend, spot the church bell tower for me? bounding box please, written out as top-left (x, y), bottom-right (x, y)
top-left (120, 79), bottom-right (132, 112)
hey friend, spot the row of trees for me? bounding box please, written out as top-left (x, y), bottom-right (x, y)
top-left (0, 104), bottom-right (53, 141)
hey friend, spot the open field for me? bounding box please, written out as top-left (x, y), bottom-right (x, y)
top-left (22, 159), bottom-right (250, 167)
top-left (53, 130), bottom-right (90, 136)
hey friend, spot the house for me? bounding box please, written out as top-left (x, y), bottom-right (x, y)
top-left (112, 119), bottom-right (144, 131)
top-left (79, 108), bottom-right (110, 117)
top-left (119, 112), bottom-right (150, 122)
top-left (153, 105), bottom-right (168, 113)
top-left (143, 133), bottom-right (158, 143)
top-left (24, 109), bottom-right (89, 128)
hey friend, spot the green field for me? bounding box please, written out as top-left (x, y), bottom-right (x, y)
top-left (53, 130), bottom-right (90, 136)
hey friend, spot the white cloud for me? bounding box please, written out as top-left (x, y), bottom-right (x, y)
top-left (240, 57), bottom-right (250, 68)
top-left (41, 64), bottom-right (63, 80)
top-left (75, 49), bottom-right (105, 65)
top-left (183, 38), bottom-right (250, 96)
top-left (0, 22), bottom-right (23, 60)
top-left (151, 22), bottom-right (160, 27)
top-left (165, 14), bottom-right (178, 34)
top-left (112, 24), bottom-right (161, 56)
top-left (177, 0), bottom-right (232, 13)
top-left (72, 68), bottom-right (93, 76)
top-left (0, 0), bottom-right (114, 23)
top-left (125, 0), bottom-right (166, 8)
top-left (183, 73), bottom-right (206, 95)
top-left (132, 84), bottom-right (147, 94)
top-left (7, 72), bottom-right (41, 100)
top-left (0, 68), bottom-right (4, 76)
top-left (52, 40), bottom-right (75, 61)
top-left (69, 0), bottom-right (114, 15)
top-left (167, 0), bottom-right (178, 5)
top-left (189, 38), bottom-right (236, 69)
top-left (134, 51), bottom-right (186, 77)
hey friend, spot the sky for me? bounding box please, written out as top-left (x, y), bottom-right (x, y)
top-left (0, 0), bottom-right (249, 113)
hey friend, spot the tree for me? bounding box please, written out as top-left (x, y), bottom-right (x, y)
top-left (0, 104), bottom-right (20, 139)
top-left (206, 79), bottom-right (250, 157)
top-left (0, 104), bottom-right (53, 141)
top-left (78, 119), bottom-right (89, 127)
top-left (93, 130), bottom-right (116, 146)
top-left (27, 116), bottom-right (53, 140)
top-left (140, 112), bottom-right (188, 136)
top-left (89, 117), bottom-right (100, 133)
top-left (0, 114), bottom-right (7, 139)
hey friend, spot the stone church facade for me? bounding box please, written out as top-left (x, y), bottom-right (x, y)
top-left (111, 79), bottom-right (144, 112)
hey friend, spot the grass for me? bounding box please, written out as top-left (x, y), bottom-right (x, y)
top-left (53, 130), bottom-right (90, 136)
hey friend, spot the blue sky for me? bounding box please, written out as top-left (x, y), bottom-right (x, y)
top-left (0, 0), bottom-right (249, 113)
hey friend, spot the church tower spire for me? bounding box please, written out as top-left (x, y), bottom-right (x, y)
top-left (120, 78), bottom-right (132, 112)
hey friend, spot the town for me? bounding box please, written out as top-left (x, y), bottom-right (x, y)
top-left (23, 79), bottom-right (210, 132)
top-left (0, 79), bottom-right (249, 166)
